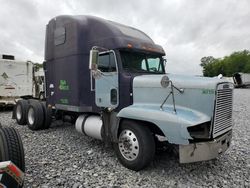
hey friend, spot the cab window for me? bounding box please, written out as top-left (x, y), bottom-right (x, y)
top-left (147, 58), bottom-right (162, 72)
top-left (98, 52), bottom-right (117, 72)
top-left (120, 51), bottom-right (164, 74)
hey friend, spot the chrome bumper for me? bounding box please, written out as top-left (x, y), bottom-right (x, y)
top-left (179, 130), bottom-right (232, 163)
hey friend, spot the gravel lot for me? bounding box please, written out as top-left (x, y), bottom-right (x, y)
top-left (0, 89), bottom-right (249, 188)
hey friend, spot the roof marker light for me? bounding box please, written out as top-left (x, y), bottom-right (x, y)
top-left (127, 44), bottom-right (133, 48)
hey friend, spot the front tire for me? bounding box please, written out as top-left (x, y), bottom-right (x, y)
top-left (114, 120), bottom-right (155, 171)
top-left (0, 127), bottom-right (25, 172)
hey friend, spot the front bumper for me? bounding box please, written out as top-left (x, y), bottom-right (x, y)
top-left (179, 130), bottom-right (232, 163)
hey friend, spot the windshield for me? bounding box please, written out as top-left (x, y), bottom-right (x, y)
top-left (120, 51), bottom-right (165, 74)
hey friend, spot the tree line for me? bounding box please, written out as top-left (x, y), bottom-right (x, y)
top-left (200, 50), bottom-right (250, 77)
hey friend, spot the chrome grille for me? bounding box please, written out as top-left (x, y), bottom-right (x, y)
top-left (213, 84), bottom-right (233, 138)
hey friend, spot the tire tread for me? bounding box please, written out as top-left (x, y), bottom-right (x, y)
top-left (0, 127), bottom-right (25, 172)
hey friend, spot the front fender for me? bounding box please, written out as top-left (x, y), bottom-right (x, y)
top-left (117, 104), bottom-right (211, 145)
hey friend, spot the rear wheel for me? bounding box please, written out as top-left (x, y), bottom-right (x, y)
top-left (27, 101), bottom-right (44, 130)
top-left (41, 102), bottom-right (52, 129)
top-left (15, 100), bottom-right (28, 125)
top-left (27, 99), bottom-right (38, 104)
top-left (114, 120), bottom-right (155, 171)
top-left (0, 127), bottom-right (25, 172)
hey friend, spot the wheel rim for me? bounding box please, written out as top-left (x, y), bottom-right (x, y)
top-left (16, 104), bottom-right (22, 120)
top-left (118, 129), bottom-right (139, 161)
top-left (28, 107), bottom-right (35, 125)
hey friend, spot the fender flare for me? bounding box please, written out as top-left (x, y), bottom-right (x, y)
top-left (117, 105), bottom-right (211, 145)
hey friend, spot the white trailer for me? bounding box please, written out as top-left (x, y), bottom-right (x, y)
top-left (0, 55), bottom-right (44, 106)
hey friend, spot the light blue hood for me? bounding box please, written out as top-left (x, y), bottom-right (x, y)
top-left (131, 73), bottom-right (228, 117)
top-left (133, 74), bottom-right (227, 90)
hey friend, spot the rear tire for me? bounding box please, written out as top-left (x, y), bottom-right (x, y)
top-left (0, 127), bottom-right (25, 172)
top-left (41, 102), bottom-right (52, 129)
top-left (27, 101), bottom-right (44, 130)
top-left (15, 100), bottom-right (28, 125)
top-left (27, 99), bottom-right (38, 104)
top-left (114, 120), bottom-right (155, 171)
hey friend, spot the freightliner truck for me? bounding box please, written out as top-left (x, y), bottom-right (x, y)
top-left (13, 15), bottom-right (234, 171)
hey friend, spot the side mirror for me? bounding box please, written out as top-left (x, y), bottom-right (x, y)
top-left (89, 49), bottom-right (99, 70)
top-left (163, 58), bottom-right (167, 68)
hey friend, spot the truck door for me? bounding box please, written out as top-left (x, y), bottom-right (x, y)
top-left (95, 51), bottom-right (119, 108)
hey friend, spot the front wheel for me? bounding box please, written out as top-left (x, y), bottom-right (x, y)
top-left (114, 120), bottom-right (155, 171)
top-left (0, 127), bottom-right (25, 172)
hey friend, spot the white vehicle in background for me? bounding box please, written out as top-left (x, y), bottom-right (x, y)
top-left (233, 72), bottom-right (250, 88)
top-left (0, 54), bottom-right (44, 107)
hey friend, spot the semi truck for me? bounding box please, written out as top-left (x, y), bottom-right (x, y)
top-left (233, 72), bottom-right (250, 88)
top-left (14, 15), bottom-right (233, 171)
top-left (0, 55), bottom-right (44, 107)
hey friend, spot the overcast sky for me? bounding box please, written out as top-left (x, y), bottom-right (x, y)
top-left (0, 0), bottom-right (249, 75)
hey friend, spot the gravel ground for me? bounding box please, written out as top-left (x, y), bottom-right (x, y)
top-left (0, 89), bottom-right (249, 188)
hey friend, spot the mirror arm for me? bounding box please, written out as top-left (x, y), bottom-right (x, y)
top-left (160, 91), bottom-right (172, 111)
top-left (172, 84), bottom-right (184, 93)
top-left (160, 80), bottom-right (184, 112)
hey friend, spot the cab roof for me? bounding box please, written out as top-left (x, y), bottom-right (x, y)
top-left (45, 15), bottom-right (165, 60)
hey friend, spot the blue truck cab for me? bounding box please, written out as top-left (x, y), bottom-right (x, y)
top-left (14, 15), bottom-right (234, 171)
